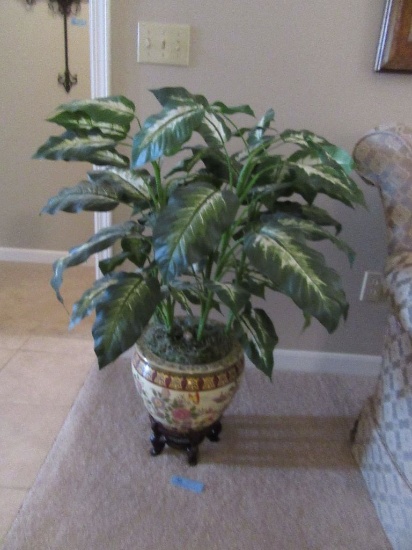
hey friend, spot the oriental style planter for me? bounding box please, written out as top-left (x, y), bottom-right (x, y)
top-left (131, 324), bottom-right (244, 465)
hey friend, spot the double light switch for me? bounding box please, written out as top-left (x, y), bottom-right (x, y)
top-left (137, 21), bottom-right (190, 66)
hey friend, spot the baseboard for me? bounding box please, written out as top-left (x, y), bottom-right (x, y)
top-left (274, 349), bottom-right (381, 376)
top-left (0, 247), bottom-right (94, 266)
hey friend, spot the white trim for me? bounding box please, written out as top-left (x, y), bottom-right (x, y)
top-left (0, 247), bottom-right (95, 265)
top-left (89, 0), bottom-right (112, 277)
top-left (89, 0), bottom-right (111, 98)
top-left (274, 349), bottom-right (381, 376)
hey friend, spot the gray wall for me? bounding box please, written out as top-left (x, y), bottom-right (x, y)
top-left (110, 0), bottom-right (408, 357)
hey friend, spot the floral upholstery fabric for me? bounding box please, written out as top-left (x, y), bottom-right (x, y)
top-left (351, 125), bottom-right (412, 550)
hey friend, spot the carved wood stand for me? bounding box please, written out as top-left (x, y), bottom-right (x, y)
top-left (149, 415), bottom-right (222, 465)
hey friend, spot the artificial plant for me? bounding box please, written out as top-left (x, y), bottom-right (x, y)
top-left (34, 87), bottom-right (364, 377)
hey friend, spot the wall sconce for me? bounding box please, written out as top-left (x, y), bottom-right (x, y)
top-left (26, 0), bottom-right (84, 93)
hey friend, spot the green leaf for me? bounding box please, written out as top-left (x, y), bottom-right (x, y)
top-left (211, 101), bottom-right (255, 117)
top-left (238, 273), bottom-right (267, 299)
top-left (264, 216), bottom-right (355, 265)
top-left (51, 221), bottom-right (142, 303)
top-left (195, 147), bottom-right (237, 181)
top-left (168, 280), bottom-right (202, 306)
top-left (322, 145), bottom-right (354, 175)
top-left (271, 202), bottom-right (342, 234)
top-left (131, 103), bottom-right (206, 167)
top-left (47, 96), bottom-right (135, 139)
top-left (153, 184), bottom-right (239, 281)
top-left (244, 224), bottom-right (349, 332)
top-left (280, 129), bottom-right (355, 175)
top-left (234, 307), bottom-right (278, 378)
top-left (287, 155), bottom-right (365, 207)
top-left (197, 113), bottom-right (232, 145)
top-left (41, 180), bottom-right (119, 214)
top-left (121, 236), bottom-right (151, 267)
top-left (98, 252), bottom-right (129, 275)
top-left (41, 172), bottom-right (145, 214)
top-left (87, 170), bottom-right (151, 202)
top-left (280, 129), bottom-right (333, 149)
top-left (69, 274), bottom-right (120, 329)
top-left (85, 148), bottom-right (129, 168)
top-left (205, 281), bottom-right (250, 313)
top-left (33, 131), bottom-right (127, 166)
top-left (166, 146), bottom-right (208, 176)
top-left (96, 168), bottom-right (152, 198)
top-left (247, 108), bottom-right (275, 146)
top-left (167, 281), bottom-right (222, 314)
top-left (93, 274), bottom-right (161, 368)
top-left (151, 87), bottom-right (209, 108)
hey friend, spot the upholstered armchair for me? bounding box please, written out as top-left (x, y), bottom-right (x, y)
top-left (351, 124), bottom-right (412, 550)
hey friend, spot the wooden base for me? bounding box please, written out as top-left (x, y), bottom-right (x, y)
top-left (149, 415), bottom-right (222, 465)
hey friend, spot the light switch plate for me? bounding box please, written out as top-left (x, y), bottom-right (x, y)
top-left (137, 22), bottom-right (190, 66)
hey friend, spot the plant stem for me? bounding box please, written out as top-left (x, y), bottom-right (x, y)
top-left (152, 161), bottom-right (165, 208)
top-left (204, 115), bottom-right (234, 188)
top-left (196, 291), bottom-right (213, 341)
top-left (196, 229), bottom-right (233, 341)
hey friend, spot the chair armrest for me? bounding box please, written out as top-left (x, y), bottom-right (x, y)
top-left (385, 252), bottom-right (412, 336)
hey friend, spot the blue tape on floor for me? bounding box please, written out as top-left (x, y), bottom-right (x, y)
top-left (170, 476), bottom-right (204, 493)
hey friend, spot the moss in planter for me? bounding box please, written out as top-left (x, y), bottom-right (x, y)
top-left (143, 319), bottom-right (234, 365)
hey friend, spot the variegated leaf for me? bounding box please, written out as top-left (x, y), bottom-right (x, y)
top-left (41, 180), bottom-right (122, 214)
top-left (244, 224), bottom-right (348, 332)
top-left (288, 157), bottom-right (364, 207)
top-left (47, 96), bottom-right (135, 139)
top-left (151, 87), bottom-right (209, 108)
top-left (93, 273), bottom-right (161, 368)
top-left (270, 202), bottom-right (342, 234)
top-left (98, 252), bottom-right (129, 275)
top-left (153, 184), bottom-right (239, 281)
top-left (132, 103), bottom-right (206, 167)
top-left (264, 216), bottom-right (355, 265)
top-left (280, 129), bottom-right (331, 148)
top-left (234, 307), bottom-right (277, 378)
top-left (85, 148), bottom-right (129, 168)
top-left (105, 168), bottom-right (153, 198)
top-left (87, 170), bottom-right (151, 201)
top-left (197, 113), bottom-right (232, 145)
top-left (205, 281), bottom-right (250, 313)
top-left (281, 130), bottom-right (355, 175)
top-left (69, 275), bottom-right (120, 329)
top-left (247, 108), bottom-right (275, 146)
top-left (211, 101), bottom-right (255, 117)
top-left (51, 221), bottom-right (142, 303)
top-left (33, 131), bottom-right (119, 163)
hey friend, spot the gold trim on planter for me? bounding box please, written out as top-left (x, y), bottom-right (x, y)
top-left (133, 345), bottom-right (244, 392)
top-left (133, 354), bottom-right (244, 391)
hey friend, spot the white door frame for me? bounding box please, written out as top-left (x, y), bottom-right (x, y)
top-left (89, 0), bottom-right (112, 276)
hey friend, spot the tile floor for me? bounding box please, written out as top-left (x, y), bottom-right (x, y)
top-left (0, 262), bottom-right (96, 546)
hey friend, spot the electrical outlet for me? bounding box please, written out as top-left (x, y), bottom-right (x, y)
top-left (359, 271), bottom-right (386, 302)
top-left (137, 22), bottom-right (190, 66)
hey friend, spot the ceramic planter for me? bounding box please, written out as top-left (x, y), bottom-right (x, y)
top-left (131, 332), bottom-right (244, 464)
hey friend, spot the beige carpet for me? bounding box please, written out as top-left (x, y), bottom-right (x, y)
top-left (3, 357), bottom-right (392, 550)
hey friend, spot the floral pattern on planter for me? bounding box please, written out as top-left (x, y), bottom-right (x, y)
top-left (131, 339), bottom-right (244, 432)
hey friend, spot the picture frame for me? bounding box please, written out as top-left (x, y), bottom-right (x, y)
top-left (375, 0), bottom-right (412, 72)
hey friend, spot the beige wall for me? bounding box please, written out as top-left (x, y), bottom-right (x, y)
top-left (111, 0), bottom-right (410, 356)
top-left (1, 1), bottom-right (408, 357)
top-left (0, 0), bottom-right (91, 251)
